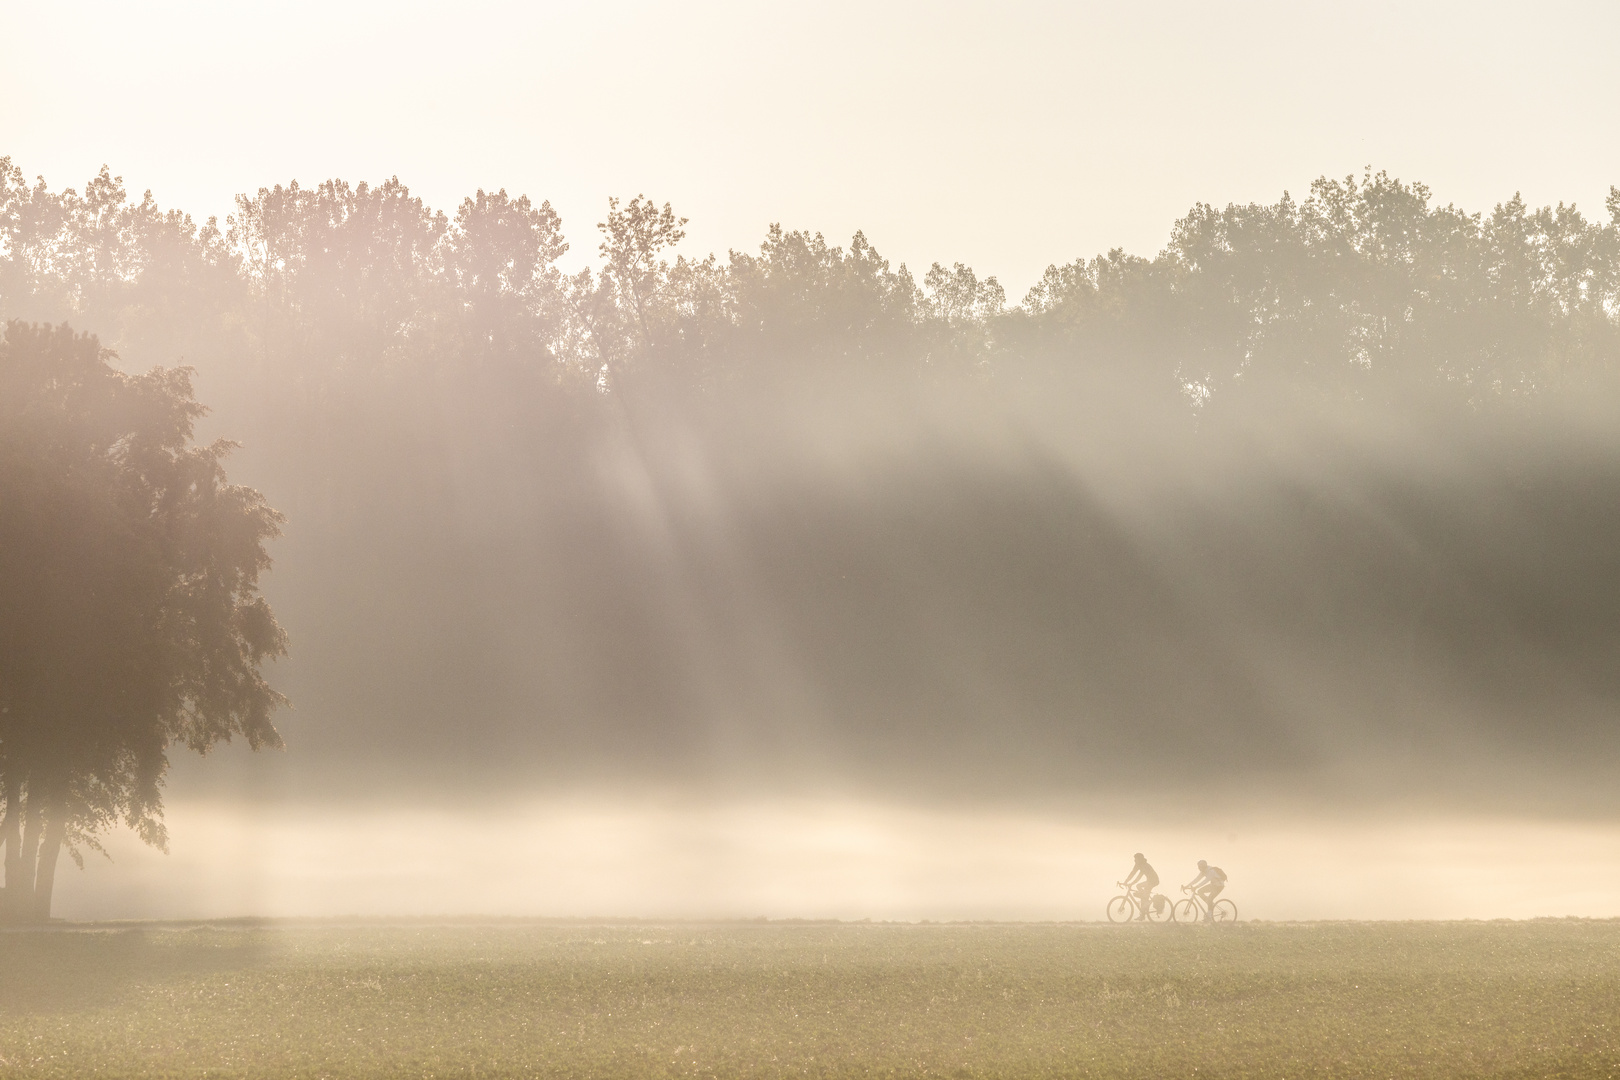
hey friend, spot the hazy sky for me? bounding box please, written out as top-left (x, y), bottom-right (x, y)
top-left (5, 0), bottom-right (1619, 296)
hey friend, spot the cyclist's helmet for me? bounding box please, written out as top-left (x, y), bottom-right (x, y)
top-left (1133, 852), bottom-right (1145, 862)
top-left (1197, 859), bottom-right (1208, 870)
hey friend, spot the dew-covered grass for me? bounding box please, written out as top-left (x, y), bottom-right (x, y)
top-left (1, 919), bottom-right (1618, 1078)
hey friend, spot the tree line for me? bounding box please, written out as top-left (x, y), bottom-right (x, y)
top-left (3, 160), bottom-right (1620, 919)
top-left (5, 160), bottom-right (1617, 407)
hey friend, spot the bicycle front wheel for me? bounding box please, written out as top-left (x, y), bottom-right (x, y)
top-left (1212, 899), bottom-right (1237, 924)
top-left (1145, 894), bottom-right (1173, 923)
top-left (1106, 895), bottom-right (1134, 923)
top-left (1172, 898), bottom-right (1200, 923)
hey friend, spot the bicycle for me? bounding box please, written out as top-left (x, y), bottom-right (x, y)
top-left (1106, 882), bottom-right (1175, 923)
top-left (1172, 884), bottom-right (1237, 924)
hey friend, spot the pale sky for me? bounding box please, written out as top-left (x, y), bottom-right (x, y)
top-left (4, 0), bottom-right (1619, 297)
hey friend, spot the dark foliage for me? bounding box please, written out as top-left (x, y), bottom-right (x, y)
top-left (3, 159), bottom-right (1620, 818)
top-left (0, 320), bottom-right (284, 919)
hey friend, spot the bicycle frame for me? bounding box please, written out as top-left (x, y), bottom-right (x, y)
top-left (1175, 885), bottom-right (1236, 923)
top-left (1109, 882), bottom-right (1172, 923)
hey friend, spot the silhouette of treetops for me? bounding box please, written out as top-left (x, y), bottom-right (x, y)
top-left (4, 160), bottom-right (1615, 405)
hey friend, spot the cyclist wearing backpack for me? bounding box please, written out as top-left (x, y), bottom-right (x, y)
top-left (1186, 859), bottom-right (1227, 922)
top-left (1122, 853), bottom-right (1159, 920)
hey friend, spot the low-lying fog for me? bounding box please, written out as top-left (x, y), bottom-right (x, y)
top-left (47, 378), bottom-right (1620, 925)
top-left (25, 373), bottom-right (1620, 925)
top-left (56, 795), bottom-right (1620, 922)
top-left (10, 167), bottom-right (1620, 923)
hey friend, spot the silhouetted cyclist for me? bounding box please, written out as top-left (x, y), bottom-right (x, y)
top-left (1185, 859), bottom-right (1227, 922)
top-left (1123, 852), bottom-right (1159, 921)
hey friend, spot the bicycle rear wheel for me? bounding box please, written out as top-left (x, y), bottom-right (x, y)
top-left (1172, 898), bottom-right (1200, 923)
top-left (1212, 899), bottom-right (1237, 923)
top-left (1106, 895), bottom-right (1134, 923)
top-left (1145, 894), bottom-right (1173, 923)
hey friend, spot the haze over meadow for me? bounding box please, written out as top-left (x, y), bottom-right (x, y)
top-left (6, 157), bottom-right (1620, 920)
top-left (5, 0), bottom-right (1620, 922)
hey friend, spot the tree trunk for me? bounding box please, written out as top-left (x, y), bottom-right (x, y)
top-left (31, 804), bottom-right (65, 923)
top-left (13, 787), bottom-right (41, 922)
top-left (0, 781), bottom-right (19, 924)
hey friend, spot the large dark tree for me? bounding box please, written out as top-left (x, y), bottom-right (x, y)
top-left (0, 321), bottom-right (285, 921)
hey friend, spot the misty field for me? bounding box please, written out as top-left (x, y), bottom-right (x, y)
top-left (1, 921), bottom-right (1618, 1078)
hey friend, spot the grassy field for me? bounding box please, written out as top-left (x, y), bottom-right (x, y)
top-left (1, 919), bottom-right (1618, 1078)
